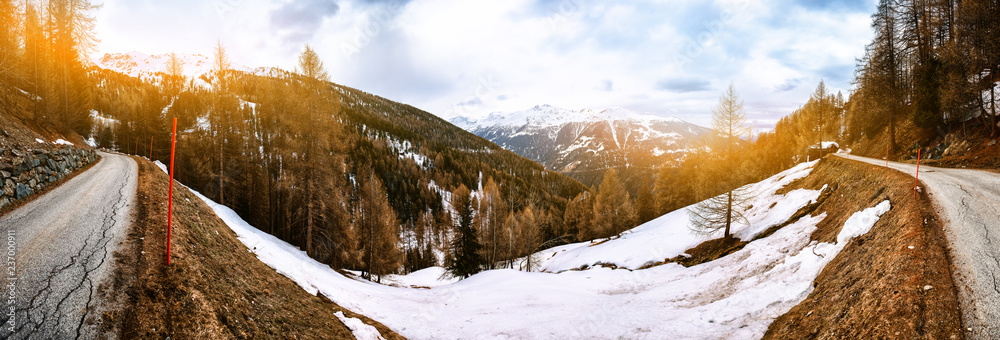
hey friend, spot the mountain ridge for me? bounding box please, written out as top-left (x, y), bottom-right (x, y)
top-left (450, 105), bottom-right (712, 191)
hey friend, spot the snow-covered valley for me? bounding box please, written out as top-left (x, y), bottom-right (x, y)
top-left (167, 160), bottom-right (892, 339)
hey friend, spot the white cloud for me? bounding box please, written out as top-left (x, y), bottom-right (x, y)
top-left (93, 0), bottom-right (877, 128)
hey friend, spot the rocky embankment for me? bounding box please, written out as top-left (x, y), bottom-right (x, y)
top-left (0, 147), bottom-right (98, 209)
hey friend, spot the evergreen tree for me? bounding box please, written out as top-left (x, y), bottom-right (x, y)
top-left (512, 205), bottom-right (539, 271)
top-left (45, 0), bottom-right (99, 134)
top-left (448, 185), bottom-right (483, 278)
top-left (356, 173), bottom-right (401, 282)
top-left (592, 168), bottom-right (636, 238)
top-left (165, 52), bottom-right (185, 97)
top-left (476, 177), bottom-right (507, 269)
top-left (563, 191), bottom-right (594, 242)
top-left (0, 0), bottom-right (18, 82)
top-left (635, 178), bottom-right (657, 225)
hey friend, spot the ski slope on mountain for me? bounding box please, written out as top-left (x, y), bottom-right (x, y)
top-left (174, 161), bottom-right (891, 339)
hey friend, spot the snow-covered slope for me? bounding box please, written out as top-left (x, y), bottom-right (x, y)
top-left (91, 52), bottom-right (272, 85)
top-left (93, 52), bottom-right (216, 79)
top-left (451, 105), bottom-right (711, 190)
top-left (537, 160), bottom-right (823, 272)
top-left (175, 159), bottom-right (893, 339)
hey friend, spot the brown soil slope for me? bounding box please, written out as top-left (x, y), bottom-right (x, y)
top-left (764, 156), bottom-right (963, 339)
top-left (99, 158), bottom-right (404, 339)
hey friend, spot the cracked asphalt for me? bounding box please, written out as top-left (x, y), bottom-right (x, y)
top-left (0, 152), bottom-right (136, 339)
top-left (837, 154), bottom-right (1000, 339)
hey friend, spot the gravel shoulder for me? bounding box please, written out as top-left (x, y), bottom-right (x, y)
top-left (0, 152), bottom-right (136, 339)
top-left (837, 153), bottom-right (1000, 339)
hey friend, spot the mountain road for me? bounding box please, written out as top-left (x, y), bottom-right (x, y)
top-left (0, 152), bottom-right (136, 339)
top-left (836, 153), bottom-right (1000, 339)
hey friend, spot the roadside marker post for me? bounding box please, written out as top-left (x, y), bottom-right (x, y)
top-left (914, 149), bottom-right (921, 200)
top-left (167, 118), bottom-right (177, 266)
top-left (885, 143), bottom-right (889, 168)
top-left (149, 136), bottom-right (153, 160)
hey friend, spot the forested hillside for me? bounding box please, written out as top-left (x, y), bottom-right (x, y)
top-left (85, 47), bottom-right (591, 276)
top-left (844, 0), bottom-right (999, 158)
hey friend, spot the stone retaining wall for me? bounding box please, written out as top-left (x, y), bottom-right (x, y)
top-left (0, 147), bottom-right (98, 209)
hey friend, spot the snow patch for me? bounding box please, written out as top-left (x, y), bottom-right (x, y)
top-left (53, 139), bottom-right (74, 146)
top-left (334, 311), bottom-right (385, 340)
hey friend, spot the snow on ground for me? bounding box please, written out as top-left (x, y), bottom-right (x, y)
top-left (334, 312), bottom-right (385, 340)
top-left (53, 139), bottom-right (73, 146)
top-left (539, 160), bottom-right (822, 272)
top-left (172, 158), bottom-right (894, 339)
top-left (90, 110), bottom-right (120, 126)
top-left (377, 267), bottom-right (458, 288)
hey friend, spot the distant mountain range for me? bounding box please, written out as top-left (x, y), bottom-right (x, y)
top-left (451, 105), bottom-right (712, 191)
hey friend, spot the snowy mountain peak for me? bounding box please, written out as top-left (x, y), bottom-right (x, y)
top-left (450, 105), bottom-right (711, 190)
top-left (452, 105), bottom-right (688, 131)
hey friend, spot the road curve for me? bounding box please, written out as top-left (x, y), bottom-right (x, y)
top-left (836, 153), bottom-right (1000, 339)
top-left (0, 152), bottom-right (136, 339)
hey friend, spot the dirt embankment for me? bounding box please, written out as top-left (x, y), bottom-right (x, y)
top-left (99, 158), bottom-right (404, 339)
top-left (764, 156), bottom-right (963, 339)
top-left (849, 118), bottom-right (1000, 171)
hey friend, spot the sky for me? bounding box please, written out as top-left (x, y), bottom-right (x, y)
top-left (93, 0), bottom-right (877, 129)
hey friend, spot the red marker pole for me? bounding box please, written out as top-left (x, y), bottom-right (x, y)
top-left (167, 118), bottom-right (177, 265)
top-left (885, 143), bottom-right (889, 168)
top-left (149, 136), bottom-right (153, 160)
top-left (914, 149), bottom-right (921, 200)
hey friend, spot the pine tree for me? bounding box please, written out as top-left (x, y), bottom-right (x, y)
top-left (512, 205), bottom-right (539, 271)
top-left (45, 0), bottom-right (99, 134)
top-left (165, 52), bottom-right (185, 97)
top-left (0, 0), bottom-right (19, 112)
top-left (688, 83), bottom-right (752, 239)
top-left (563, 191), bottom-right (594, 242)
top-left (476, 178), bottom-right (506, 269)
top-left (356, 173), bottom-right (401, 282)
top-left (635, 178), bottom-right (657, 224)
top-left (810, 80), bottom-right (829, 143)
top-left (294, 45), bottom-right (343, 258)
top-left (0, 0), bottom-right (18, 81)
top-left (448, 184), bottom-right (483, 278)
top-left (21, 3), bottom-right (47, 122)
top-left (592, 168), bottom-right (636, 239)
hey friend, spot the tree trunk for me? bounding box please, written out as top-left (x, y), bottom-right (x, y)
top-left (991, 83), bottom-right (997, 137)
top-left (724, 190), bottom-right (732, 239)
top-left (219, 138), bottom-right (224, 205)
top-left (306, 178), bottom-right (314, 257)
top-left (889, 110), bottom-right (897, 153)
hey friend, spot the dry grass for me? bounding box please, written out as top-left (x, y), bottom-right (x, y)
top-left (99, 158), bottom-right (404, 339)
top-left (763, 156), bottom-right (963, 339)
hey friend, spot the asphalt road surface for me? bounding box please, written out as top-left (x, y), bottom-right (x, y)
top-left (837, 153), bottom-right (1000, 339)
top-left (0, 152), bottom-right (136, 339)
